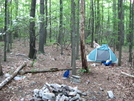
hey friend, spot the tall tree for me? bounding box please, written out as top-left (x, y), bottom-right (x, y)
top-left (90, 0), bottom-right (94, 48)
top-left (0, 50), bottom-right (3, 76)
top-left (38, 0), bottom-right (45, 53)
top-left (71, 0), bottom-right (76, 75)
top-left (14, 0), bottom-right (19, 38)
top-left (44, 0), bottom-right (48, 44)
top-left (128, 0), bottom-right (134, 62)
top-left (112, 0), bottom-right (117, 52)
top-left (7, 0), bottom-right (12, 52)
top-left (58, 0), bottom-right (63, 55)
top-left (94, 0), bottom-right (100, 42)
top-left (75, 0), bottom-right (80, 59)
top-left (80, 0), bottom-right (88, 72)
top-left (28, 0), bottom-right (36, 59)
top-left (4, 0), bottom-right (8, 61)
top-left (49, 0), bottom-right (52, 42)
top-left (118, 0), bottom-right (124, 66)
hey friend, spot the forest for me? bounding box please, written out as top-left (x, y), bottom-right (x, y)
top-left (0, 0), bottom-right (134, 101)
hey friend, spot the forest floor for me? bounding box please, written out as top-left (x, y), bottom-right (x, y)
top-left (0, 39), bottom-right (134, 101)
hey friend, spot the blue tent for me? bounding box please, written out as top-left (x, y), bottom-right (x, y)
top-left (87, 44), bottom-right (118, 63)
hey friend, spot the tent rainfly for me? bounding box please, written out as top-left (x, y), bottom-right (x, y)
top-left (87, 44), bottom-right (118, 64)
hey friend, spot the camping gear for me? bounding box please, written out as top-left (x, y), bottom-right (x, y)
top-left (101, 60), bottom-right (112, 66)
top-left (63, 70), bottom-right (70, 78)
top-left (87, 44), bottom-right (118, 63)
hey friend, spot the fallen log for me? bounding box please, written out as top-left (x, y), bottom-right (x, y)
top-left (19, 67), bottom-right (72, 75)
top-left (0, 62), bottom-right (26, 90)
top-left (121, 72), bottom-right (134, 78)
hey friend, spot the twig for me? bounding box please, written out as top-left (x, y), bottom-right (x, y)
top-left (121, 72), bottom-right (134, 78)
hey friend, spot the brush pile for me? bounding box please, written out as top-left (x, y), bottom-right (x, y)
top-left (30, 83), bottom-right (87, 101)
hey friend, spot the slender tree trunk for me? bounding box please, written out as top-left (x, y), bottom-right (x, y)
top-left (4, 0), bottom-right (8, 61)
top-left (129, 0), bottom-right (134, 62)
top-left (95, 0), bottom-right (100, 42)
top-left (75, 0), bottom-right (80, 59)
top-left (14, 0), bottom-right (19, 38)
top-left (118, 0), bottom-right (124, 66)
top-left (59, 0), bottom-right (63, 55)
top-left (112, 0), bottom-right (117, 52)
top-left (28, 0), bottom-right (36, 59)
top-left (80, 0), bottom-right (88, 72)
top-left (6, 2), bottom-right (10, 52)
top-left (44, 0), bottom-right (48, 44)
top-left (49, 0), bottom-right (52, 42)
top-left (90, 0), bottom-right (94, 48)
top-left (38, 0), bottom-right (45, 53)
top-left (101, 0), bottom-right (104, 43)
top-left (0, 50), bottom-right (3, 76)
top-left (71, 0), bottom-right (76, 75)
top-left (58, 0), bottom-right (63, 46)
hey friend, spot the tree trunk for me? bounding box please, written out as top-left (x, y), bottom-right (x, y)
top-left (80, 0), bottom-right (88, 72)
top-left (0, 50), bottom-right (3, 76)
top-left (44, 0), bottom-right (48, 44)
top-left (13, 0), bottom-right (19, 38)
top-left (49, 0), bottom-right (52, 42)
top-left (38, 0), bottom-right (45, 53)
top-left (28, 0), bottom-right (36, 59)
top-left (4, 0), bottom-right (8, 62)
top-left (59, 0), bottom-right (63, 55)
top-left (94, 0), bottom-right (100, 42)
top-left (118, 0), bottom-right (124, 66)
top-left (90, 0), bottom-right (94, 48)
top-left (75, 0), bottom-right (80, 59)
top-left (112, 0), bottom-right (117, 52)
top-left (128, 0), bottom-right (134, 62)
top-left (71, 0), bottom-right (76, 75)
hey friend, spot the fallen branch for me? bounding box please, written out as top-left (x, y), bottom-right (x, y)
top-left (0, 62), bottom-right (26, 90)
top-left (19, 67), bottom-right (72, 75)
top-left (121, 72), bottom-right (134, 78)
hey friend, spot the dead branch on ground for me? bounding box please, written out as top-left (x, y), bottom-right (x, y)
top-left (121, 72), bottom-right (134, 78)
top-left (0, 62), bottom-right (26, 90)
top-left (19, 67), bottom-right (72, 75)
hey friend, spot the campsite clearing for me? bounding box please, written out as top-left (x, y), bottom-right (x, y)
top-left (0, 40), bottom-right (134, 101)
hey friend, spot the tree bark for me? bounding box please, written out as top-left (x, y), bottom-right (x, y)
top-left (28, 0), bottom-right (36, 59)
top-left (71, 0), bottom-right (76, 75)
top-left (44, 0), bottom-right (48, 44)
top-left (49, 0), bottom-right (52, 42)
top-left (112, 0), bottom-right (117, 52)
top-left (4, 0), bottom-right (8, 61)
top-left (118, 0), bottom-right (124, 66)
top-left (129, 0), bottom-right (134, 62)
top-left (0, 50), bottom-right (3, 76)
top-left (38, 0), bottom-right (45, 53)
top-left (75, 0), bottom-right (80, 59)
top-left (90, 0), bottom-right (94, 48)
top-left (80, 0), bottom-right (88, 72)
top-left (58, 0), bottom-right (63, 55)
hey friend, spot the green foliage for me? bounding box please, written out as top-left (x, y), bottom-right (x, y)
top-left (78, 66), bottom-right (90, 73)
top-left (85, 35), bottom-right (91, 44)
top-left (31, 69), bottom-right (36, 73)
top-left (78, 68), bottom-right (87, 73)
top-left (30, 59), bottom-right (37, 67)
top-left (0, 42), bottom-right (4, 47)
top-left (8, 71), bottom-right (13, 74)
